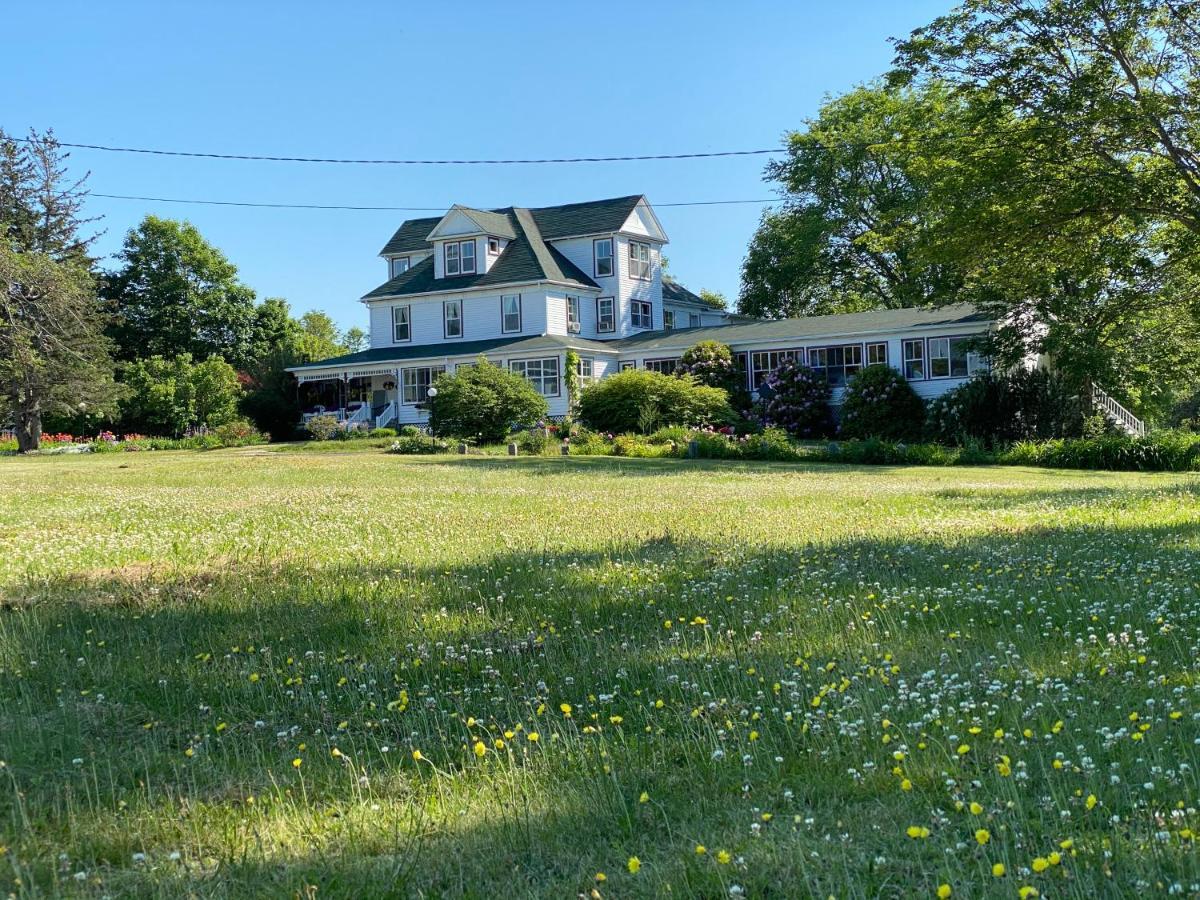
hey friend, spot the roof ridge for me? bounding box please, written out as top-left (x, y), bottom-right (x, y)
top-left (512, 207), bottom-right (557, 280)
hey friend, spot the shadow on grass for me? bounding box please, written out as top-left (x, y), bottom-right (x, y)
top-left (3, 516), bottom-right (1198, 897)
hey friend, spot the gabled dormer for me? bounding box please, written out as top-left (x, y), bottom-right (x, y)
top-left (426, 205), bottom-right (517, 278)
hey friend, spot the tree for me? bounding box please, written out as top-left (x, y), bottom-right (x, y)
top-left (0, 129), bottom-right (116, 452)
top-left (0, 245), bottom-right (117, 450)
top-left (102, 216), bottom-right (259, 367)
top-left (295, 310), bottom-right (348, 362)
top-left (343, 326), bottom-right (368, 354)
top-left (889, 0), bottom-right (1200, 419)
top-left (249, 296), bottom-right (303, 363)
top-left (739, 83), bottom-right (967, 319)
top-left (427, 357), bottom-right (548, 443)
top-left (697, 289), bottom-right (728, 310)
top-left (120, 353), bottom-right (243, 436)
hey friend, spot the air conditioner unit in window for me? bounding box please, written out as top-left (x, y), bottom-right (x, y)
top-left (568, 322), bottom-right (581, 334)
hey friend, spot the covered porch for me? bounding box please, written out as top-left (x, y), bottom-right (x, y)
top-left (295, 367), bottom-right (406, 431)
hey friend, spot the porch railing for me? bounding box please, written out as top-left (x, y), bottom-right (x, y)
top-left (345, 403), bottom-right (371, 428)
top-left (375, 401), bottom-right (398, 428)
top-left (1092, 384), bottom-right (1146, 437)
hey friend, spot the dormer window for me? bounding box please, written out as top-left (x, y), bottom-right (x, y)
top-left (594, 238), bottom-right (613, 277)
top-left (487, 237), bottom-right (500, 255)
top-left (628, 241), bottom-right (651, 280)
top-left (390, 257), bottom-right (410, 279)
top-left (444, 240), bottom-right (476, 276)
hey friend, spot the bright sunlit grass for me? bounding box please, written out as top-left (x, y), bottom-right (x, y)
top-left (0, 450), bottom-right (1197, 897)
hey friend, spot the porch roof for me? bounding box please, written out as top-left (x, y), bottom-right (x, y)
top-left (287, 334), bottom-right (618, 380)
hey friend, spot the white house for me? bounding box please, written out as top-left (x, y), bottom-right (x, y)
top-left (288, 194), bottom-right (998, 429)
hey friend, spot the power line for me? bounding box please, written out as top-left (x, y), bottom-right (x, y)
top-left (89, 192), bottom-right (784, 211)
top-left (22, 138), bottom-right (785, 165)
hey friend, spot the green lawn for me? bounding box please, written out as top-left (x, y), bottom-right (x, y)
top-left (1, 451), bottom-right (1198, 898)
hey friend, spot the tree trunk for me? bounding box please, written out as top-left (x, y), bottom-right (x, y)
top-left (15, 389), bottom-right (41, 452)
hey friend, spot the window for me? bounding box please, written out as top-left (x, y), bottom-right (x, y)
top-left (928, 336), bottom-right (977, 378)
top-left (688, 313), bottom-right (702, 328)
top-left (663, 309), bottom-right (675, 330)
top-left (501, 294), bottom-right (521, 333)
top-left (631, 300), bottom-right (652, 329)
top-left (401, 366), bottom-right (445, 404)
top-left (443, 299), bottom-right (463, 338)
top-left (594, 238), bottom-right (614, 277)
top-left (750, 350), bottom-right (800, 391)
top-left (644, 358), bottom-right (681, 375)
top-left (808, 344), bottom-right (863, 387)
top-left (866, 342), bottom-right (888, 366)
top-left (392, 305), bottom-right (411, 343)
top-left (566, 296), bottom-right (581, 333)
top-left (902, 339), bottom-right (925, 379)
top-left (967, 351), bottom-right (989, 376)
top-left (487, 237), bottom-right (500, 255)
top-left (443, 240), bottom-right (475, 276)
top-left (596, 297), bottom-right (615, 333)
top-left (510, 357), bottom-right (560, 396)
top-left (619, 361), bottom-right (636, 371)
top-left (628, 241), bottom-right (651, 279)
top-left (390, 257), bottom-right (410, 279)
top-left (576, 357), bottom-right (595, 384)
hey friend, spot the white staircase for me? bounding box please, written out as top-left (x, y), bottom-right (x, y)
top-left (1092, 384), bottom-right (1146, 437)
top-left (375, 401), bottom-right (398, 429)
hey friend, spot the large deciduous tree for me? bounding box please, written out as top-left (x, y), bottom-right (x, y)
top-left (103, 216), bottom-right (259, 368)
top-left (0, 128), bottom-right (116, 451)
top-left (888, 0), bottom-right (1200, 418)
top-left (739, 84), bottom-right (968, 319)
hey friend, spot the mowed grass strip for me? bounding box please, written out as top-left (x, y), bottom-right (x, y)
top-left (0, 451), bottom-right (1198, 898)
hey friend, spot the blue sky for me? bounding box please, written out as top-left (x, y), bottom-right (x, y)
top-left (8, 1), bottom-right (950, 331)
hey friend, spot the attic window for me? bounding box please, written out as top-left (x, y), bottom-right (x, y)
top-left (487, 237), bottom-right (500, 254)
top-left (444, 240), bottom-right (476, 276)
top-left (390, 257), bottom-right (410, 278)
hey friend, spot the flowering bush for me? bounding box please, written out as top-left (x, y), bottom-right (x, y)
top-left (839, 365), bottom-right (926, 442)
top-left (927, 370), bottom-right (1087, 446)
top-left (678, 340), bottom-right (751, 410)
top-left (387, 434), bottom-right (451, 455)
top-left (758, 358), bottom-right (834, 438)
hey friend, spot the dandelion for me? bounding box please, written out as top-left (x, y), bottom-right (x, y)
top-left (695, 844), bottom-right (707, 855)
top-left (937, 884), bottom-right (952, 899)
top-left (560, 703), bottom-right (572, 717)
top-left (975, 828), bottom-right (990, 845)
top-left (992, 863), bottom-right (1006, 877)
top-left (627, 856), bottom-right (641, 874)
top-left (473, 741), bottom-right (487, 758)
top-left (526, 732), bottom-right (539, 743)
top-left (639, 792), bottom-right (649, 803)
top-left (1031, 857), bottom-right (1049, 873)
top-left (717, 850), bottom-right (732, 864)
top-left (292, 758), bottom-right (302, 768)
top-left (907, 825), bottom-right (931, 839)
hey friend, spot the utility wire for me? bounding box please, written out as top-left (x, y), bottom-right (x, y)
top-left (18, 138), bottom-right (784, 165)
top-left (89, 192), bottom-right (784, 211)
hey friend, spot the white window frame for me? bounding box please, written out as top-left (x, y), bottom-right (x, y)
top-left (866, 341), bottom-right (888, 366)
top-left (624, 241), bottom-right (652, 280)
top-left (596, 297), bottom-right (615, 333)
top-left (902, 339), bottom-right (925, 380)
top-left (390, 257), bottom-right (410, 279)
top-left (392, 304), bottom-right (411, 343)
top-left (576, 356), bottom-right (595, 384)
top-left (808, 344), bottom-right (863, 387)
top-left (443, 299), bottom-right (463, 339)
top-left (566, 296), bottom-right (581, 333)
top-left (928, 335), bottom-right (975, 379)
top-left (510, 357), bottom-right (560, 397)
top-left (619, 360), bottom-right (636, 371)
top-left (594, 238), bottom-right (614, 277)
top-left (443, 240), bottom-right (475, 276)
top-left (459, 239), bottom-right (475, 274)
top-left (663, 309), bottom-right (676, 330)
top-left (750, 349), bottom-right (800, 391)
top-left (628, 241), bottom-right (651, 280)
top-left (400, 366), bottom-right (445, 405)
top-left (631, 300), bottom-right (652, 329)
top-left (644, 358), bottom-right (681, 375)
top-left (487, 237), bottom-right (500, 255)
top-left (444, 241), bottom-right (460, 276)
top-left (501, 294), bottom-right (522, 334)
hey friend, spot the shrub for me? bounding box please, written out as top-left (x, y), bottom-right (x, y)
top-left (646, 425), bottom-right (691, 445)
top-left (368, 427), bottom-right (397, 439)
top-left (577, 369), bottom-right (734, 434)
top-left (398, 425), bottom-right (422, 437)
top-left (387, 434), bottom-right (450, 455)
top-left (305, 414), bottom-right (340, 441)
top-left (212, 418), bottom-right (267, 446)
top-left (611, 434), bottom-right (681, 458)
top-left (740, 427), bottom-right (802, 461)
top-left (513, 427), bottom-right (553, 455)
top-left (688, 431), bottom-right (742, 460)
top-left (427, 357), bottom-right (548, 443)
top-left (839, 365), bottom-right (926, 441)
top-left (567, 430), bottom-right (614, 456)
top-left (679, 340), bottom-right (751, 410)
top-left (759, 358), bottom-right (834, 438)
top-left (927, 370), bottom-right (1087, 447)
top-left (996, 430), bottom-right (1200, 472)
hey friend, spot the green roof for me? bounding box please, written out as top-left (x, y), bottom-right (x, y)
top-left (610, 303), bottom-right (990, 353)
top-left (662, 280), bottom-right (721, 309)
top-left (287, 334), bottom-right (617, 372)
top-left (364, 207), bottom-right (599, 299)
top-left (378, 195), bottom-right (644, 258)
